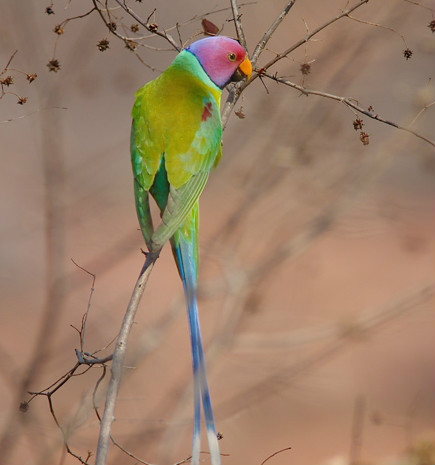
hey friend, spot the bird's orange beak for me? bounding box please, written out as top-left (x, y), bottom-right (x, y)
top-left (229, 56), bottom-right (253, 83)
top-left (239, 56), bottom-right (252, 79)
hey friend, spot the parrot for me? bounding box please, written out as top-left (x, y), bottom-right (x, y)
top-left (130, 36), bottom-right (252, 465)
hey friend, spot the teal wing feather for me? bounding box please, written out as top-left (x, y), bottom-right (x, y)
top-left (131, 124), bottom-right (154, 249)
top-left (151, 170), bottom-right (208, 250)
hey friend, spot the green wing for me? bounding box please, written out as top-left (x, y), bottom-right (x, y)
top-left (151, 171), bottom-right (208, 249)
top-left (131, 56), bottom-right (222, 252)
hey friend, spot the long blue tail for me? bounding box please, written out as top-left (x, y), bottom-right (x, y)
top-left (172, 213), bottom-right (221, 465)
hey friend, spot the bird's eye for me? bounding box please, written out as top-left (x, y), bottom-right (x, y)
top-left (227, 52), bottom-right (237, 62)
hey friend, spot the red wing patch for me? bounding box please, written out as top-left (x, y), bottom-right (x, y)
top-left (201, 102), bottom-right (212, 122)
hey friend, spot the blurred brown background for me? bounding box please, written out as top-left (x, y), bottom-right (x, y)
top-left (1, 1), bottom-right (434, 464)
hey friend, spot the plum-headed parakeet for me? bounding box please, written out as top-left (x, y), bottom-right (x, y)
top-left (131, 36), bottom-right (252, 465)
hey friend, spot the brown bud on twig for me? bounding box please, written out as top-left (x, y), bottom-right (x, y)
top-left (300, 63), bottom-right (311, 75)
top-left (26, 73), bottom-right (37, 83)
top-left (17, 96), bottom-right (28, 105)
top-left (353, 118), bottom-right (364, 130)
top-left (148, 23), bottom-right (158, 32)
top-left (125, 40), bottom-right (138, 51)
top-left (47, 59), bottom-right (61, 72)
top-left (360, 131), bottom-right (370, 145)
top-left (19, 401), bottom-right (29, 412)
top-left (97, 39), bottom-right (110, 52)
top-left (45, 6), bottom-right (54, 14)
top-left (0, 76), bottom-right (14, 86)
top-left (403, 48), bottom-right (413, 60)
top-left (428, 20), bottom-right (435, 33)
top-left (53, 24), bottom-right (64, 35)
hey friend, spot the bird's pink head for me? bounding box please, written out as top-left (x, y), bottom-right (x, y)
top-left (187, 36), bottom-right (252, 88)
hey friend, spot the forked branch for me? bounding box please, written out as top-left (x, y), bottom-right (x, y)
top-left (95, 251), bottom-right (159, 465)
top-left (230, 0), bottom-right (248, 50)
top-left (251, 0), bottom-right (296, 67)
top-left (222, 0), bottom-right (370, 127)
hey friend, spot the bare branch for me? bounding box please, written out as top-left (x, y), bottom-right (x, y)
top-left (110, 436), bottom-right (154, 465)
top-left (263, 73), bottom-right (435, 148)
top-left (57, 6), bottom-right (96, 30)
top-left (75, 350), bottom-right (113, 365)
top-left (91, 0), bottom-right (177, 52)
top-left (167, 1), bottom-right (256, 36)
top-left (27, 364), bottom-right (80, 400)
top-left (259, 0), bottom-right (370, 72)
top-left (260, 447), bottom-right (292, 465)
top-left (111, 0), bottom-right (181, 51)
top-left (402, 0), bottom-right (435, 12)
top-left (222, 0), bottom-right (370, 127)
top-left (1, 50), bottom-right (37, 104)
top-left (221, 83), bottom-right (245, 129)
top-left (92, 365), bottom-right (155, 465)
top-left (409, 101), bottom-right (435, 128)
top-left (347, 13), bottom-right (408, 47)
top-left (251, 1), bottom-right (296, 67)
top-left (0, 50), bottom-right (18, 76)
top-left (95, 251), bottom-right (159, 465)
top-left (46, 394), bottom-right (93, 465)
top-left (230, 0), bottom-right (248, 50)
top-left (71, 259), bottom-right (96, 352)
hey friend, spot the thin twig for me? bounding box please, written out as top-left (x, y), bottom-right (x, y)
top-left (221, 83), bottom-right (245, 129)
top-left (221, 0), bottom-right (370, 127)
top-left (27, 362), bottom-right (96, 464)
top-left (230, 0), bottom-right (248, 50)
top-left (92, 365), bottom-right (155, 465)
top-left (251, 1), bottom-right (296, 67)
top-left (47, 395), bottom-right (92, 465)
top-left (58, 6), bottom-right (96, 29)
top-left (27, 364), bottom-right (80, 399)
top-left (408, 101), bottom-right (435, 128)
top-left (402, 0), bottom-right (435, 12)
top-left (71, 259), bottom-right (96, 352)
top-left (110, 435), bottom-right (154, 465)
top-left (260, 446), bottom-right (292, 465)
top-left (0, 50), bottom-right (18, 76)
top-left (0, 107), bottom-right (67, 124)
top-left (347, 13), bottom-right (408, 47)
top-left (263, 73), bottom-right (435, 147)
top-left (259, 0), bottom-right (370, 72)
top-left (112, 0), bottom-right (181, 50)
top-left (94, 251), bottom-right (160, 465)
